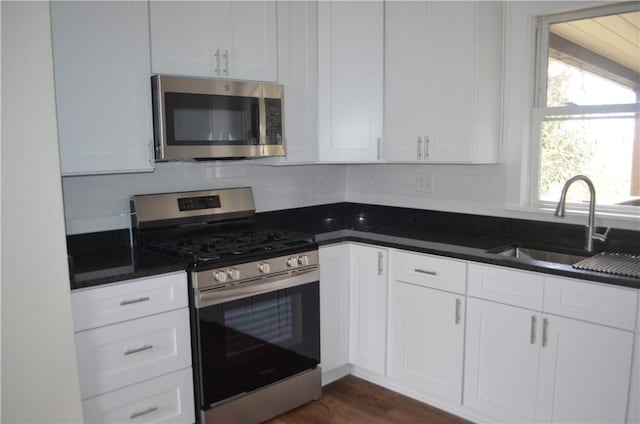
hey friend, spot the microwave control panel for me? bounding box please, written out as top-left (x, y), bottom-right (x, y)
top-left (265, 98), bottom-right (282, 145)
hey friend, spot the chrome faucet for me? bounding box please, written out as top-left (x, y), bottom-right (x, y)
top-left (554, 175), bottom-right (608, 252)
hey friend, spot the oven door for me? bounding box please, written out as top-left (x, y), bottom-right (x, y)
top-left (194, 269), bottom-right (320, 409)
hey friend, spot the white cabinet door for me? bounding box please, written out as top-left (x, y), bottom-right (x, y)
top-left (536, 315), bottom-right (634, 424)
top-left (349, 244), bottom-right (387, 375)
top-left (271, 0), bottom-right (318, 164)
top-left (319, 244), bottom-right (350, 379)
top-left (464, 298), bottom-right (541, 422)
top-left (384, 0), bottom-right (438, 162)
top-left (629, 330), bottom-right (640, 424)
top-left (149, 1), bottom-right (277, 81)
top-left (318, 1), bottom-right (383, 162)
top-left (149, 1), bottom-right (219, 77)
top-left (220, 1), bottom-right (277, 82)
top-left (51, 1), bottom-right (154, 175)
top-left (384, 1), bottom-right (502, 163)
top-left (388, 281), bottom-right (464, 403)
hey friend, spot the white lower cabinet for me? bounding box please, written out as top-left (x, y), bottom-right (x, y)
top-left (388, 281), bottom-right (465, 404)
top-left (536, 315), bottom-right (634, 423)
top-left (629, 327), bottom-right (640, 424)
top-left (388, 250), bottom-right (466, 404)
top-left (464, 298), bottom-right (542, 422)
top-left (71, 272), bottom-right (194, 424)
top-left (465, 263), bottom-right (637, 424)
top-left (349, 244), bottom-right (388, 375)
top-left (319, 244), bottom-right (350, 382)
top-left (81, 368), bottom-right (194, 424)
top-left (318, 244), bottom-right (638, 424)
top-left (75, 308), bottom-right (192, 399)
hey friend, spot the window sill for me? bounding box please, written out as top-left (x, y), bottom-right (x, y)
top-left (500, 204), bottom-right (640, 231)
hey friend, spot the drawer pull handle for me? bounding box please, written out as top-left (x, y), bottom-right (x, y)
top-left (530, 315), bottom-right (537, 344)
top-left (120, 296), bottom-right (150, 306)
top-left (124, 344), bottom-right (153, 356)
top-left (377, 252), bottom-right (384, 276)
top-left (414, 269), bottom-right (437, 276)
top-left (130, 406), bottom-right (158, 419)
top-left (455, 299), bottom-right (461, 325)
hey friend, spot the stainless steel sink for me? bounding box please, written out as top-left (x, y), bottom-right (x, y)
top-left (489, 245), bottom-right (592, 265)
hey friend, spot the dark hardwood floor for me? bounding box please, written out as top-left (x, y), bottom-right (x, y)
top-left (267, 375), bottom-right (471, 424)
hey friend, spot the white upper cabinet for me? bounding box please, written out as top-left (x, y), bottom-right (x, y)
top-left (318, 1), bottom-right (384, 162)
top-left (149, 1), bottom-right (277, 82)
top-left (385, 1), bottom-right (503, 163)
top-left (51, 1), bottom-right (154, 175)
top-left (264, 1), bottom-right (318, 164)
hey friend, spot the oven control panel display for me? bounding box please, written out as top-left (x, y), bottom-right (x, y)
top-left (178, 195), bottom-right (221, 211)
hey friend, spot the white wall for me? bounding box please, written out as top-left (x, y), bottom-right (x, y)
top-left (0, 1), bottom-right (83, 422)
top-left (62, 162), bottom-right (346, 234)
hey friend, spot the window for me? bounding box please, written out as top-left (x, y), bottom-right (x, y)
top-left (532, 3), bottom-right (640, 211)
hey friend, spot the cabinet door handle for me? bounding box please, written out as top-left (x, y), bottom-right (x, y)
top-left (414, 268), bottom-right (437, 276)
top-left (223, 49), bottom-right (229, 75)
top-left (214, 49), bottom-right (220, 74)
top-left (417, 137), bottom-right (423, 159)
top-left (542, 318), bottom-right (549, 347)
top-left (148, 139), bottom-right (155, 165)
top-left (130, 406), bottom-right (158, 420)
top-left (124, 344), bottom-right (154, 356)
top-left (120, 296), bottom-right (150, 306)
top-left (377, 138), bottom-right (381, 160)
top-left (425, 136), bottom-right (430, 159)
top-left (455, 299), bottom-right (461, 325)
top-left (377, 252), bottom-right (384, 275)
top-left (530, 315), bottom-right (537, 344)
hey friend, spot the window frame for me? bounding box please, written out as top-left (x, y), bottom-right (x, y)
top-left (529, 2), bottom-right (640, 214)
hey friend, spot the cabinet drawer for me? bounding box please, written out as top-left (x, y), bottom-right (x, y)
top-left (543, 276), bottom-right (638, 330)
top-left (75, 308), bottom-right (192, 399)
top-left (82, 367), bottom-right (194, 424)
top-left (72, 272), bottom-right (188, 331)
top-left (391, 250), bottom-right (466, 294)
top-left (468, 263), bottom-right (544, 310)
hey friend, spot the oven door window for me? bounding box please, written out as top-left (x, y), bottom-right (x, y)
top-left (197, 281), bottom-right (320, 408)
top-left (165, 92), bottom-right (259, 146)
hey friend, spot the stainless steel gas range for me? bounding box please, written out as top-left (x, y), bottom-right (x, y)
top-left (131, 187), bottom-right (321, 424)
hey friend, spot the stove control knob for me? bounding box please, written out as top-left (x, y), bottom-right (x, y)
top-left (227, 268), bottom-right (240, 280)
top-left (258, 262), bottom-right (271, 274)
top-left (213, 270), bottom-right (227, 283)
top-left (286, 257), bottom-right (298, 268)
top-left (298, 255), bottom-right (310, 266)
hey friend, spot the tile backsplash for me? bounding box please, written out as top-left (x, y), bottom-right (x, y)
top-left (63, 161), bottom-right (639, 235)
top-left (62, 161), bottom-right (346, 234)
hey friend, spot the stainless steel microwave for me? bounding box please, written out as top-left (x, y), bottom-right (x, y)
top-left (151, 75), bottom-right (284, 160)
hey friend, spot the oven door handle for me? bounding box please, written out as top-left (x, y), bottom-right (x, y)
top-left (195, 268), bottom-right (319, 309)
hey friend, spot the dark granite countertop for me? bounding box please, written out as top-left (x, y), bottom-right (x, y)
top-left (314, 230), bottom-right (640, 289)
top-left (67, 229), bottom-right (186, 290)
top-left (67, 203), bottom-right (640, 291)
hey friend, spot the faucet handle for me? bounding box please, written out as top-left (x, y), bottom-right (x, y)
top-left (592, 227), bottom-right (610, 242)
